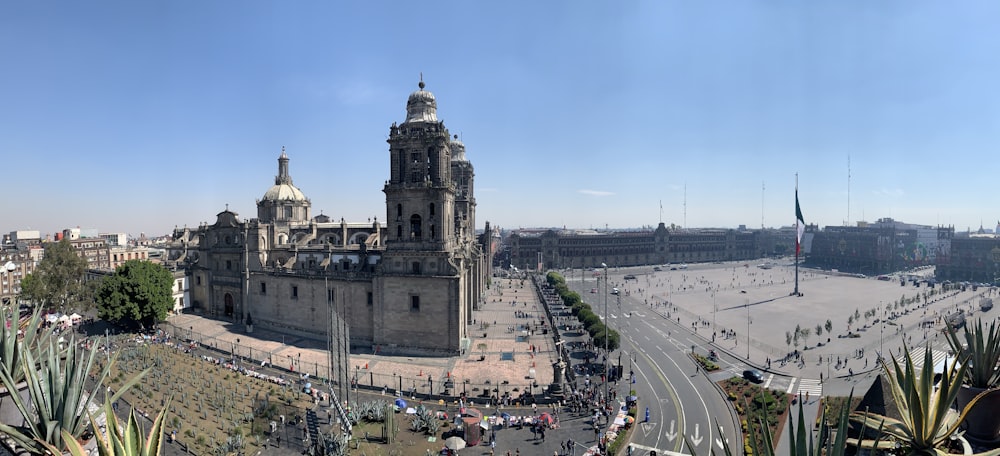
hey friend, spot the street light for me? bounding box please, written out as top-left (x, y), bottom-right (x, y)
top-left (602, 262), bottom-right (609, 407)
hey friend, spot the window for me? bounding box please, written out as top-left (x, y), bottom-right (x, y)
top-left (397, 225), bottom-right (403, 239)
top-left (410, 295), bottom-right (420, 311)
top-left (367, 292), bottom-right (373, 306)
top-left (411, 261), bottom-right (421, 274)
top-left (226, 260), bottom-right (232, 270)
top-left (410, 215), bottom-right (422, 239)
top-left (430, 225), bottom-right (436, 240)
top-left (260, 282), bottom-right (267, 294)
top-left (396, 204), bottom-right (403, 219)
top-left (196, 275), bottom-right (202, 285)
top-left (292, 286), bottom-right (298, 299)
top-left (429, 203), bottom-right (435, 216)
top-left (327, 289), bottom-right (334, 302)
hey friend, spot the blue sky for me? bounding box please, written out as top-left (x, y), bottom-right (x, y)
top-left (3, 1), bottom-right (1000, 238)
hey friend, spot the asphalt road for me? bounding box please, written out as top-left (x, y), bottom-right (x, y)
top-left (568, 276), bottom-right (741, 456)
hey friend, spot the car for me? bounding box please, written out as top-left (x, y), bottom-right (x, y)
top-left (742, 369), bottom-right (764, 384)
top-left (590, 288), bottom-right (598, 294)
top-left (623, 274), bottom-right (636, 280)
top-left (653, 266), bottom-right (662, 272)
top-left (611, 288), bottom-right (620, 295)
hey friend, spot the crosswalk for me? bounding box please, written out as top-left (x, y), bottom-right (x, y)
top-left (796, 378), bottom-right (823, 397)
top-left (894, 348), bottom-right (950, 371)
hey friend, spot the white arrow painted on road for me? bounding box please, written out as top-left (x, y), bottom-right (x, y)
top-left (690, 423), bottom-right (703, 446)
top-left (665, 419), bottom-right (677, 441)
top-left (716, 424), bottom-right (729, 449)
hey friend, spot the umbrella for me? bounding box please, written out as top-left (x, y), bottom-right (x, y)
top-left (625, 416), bottom-right (635, 424)
top-left (500, 412), bottom-right (511, 419)
top-left (444, 436), bottom-right (467, 450)
top-left (394, 398), bottom-right (407, 408)
top-left (537, 412), bottom-right (555, 425)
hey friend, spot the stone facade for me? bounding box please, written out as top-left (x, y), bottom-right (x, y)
top-left (508, 223), bottom-right (766, 270)
top-left (167, 82), bottom-right (490, 356)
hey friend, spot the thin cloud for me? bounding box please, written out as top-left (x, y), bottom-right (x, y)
top-left (872, 188), bottom-right (905, 197)
top-left (578, 189), bottom-right (614, 197)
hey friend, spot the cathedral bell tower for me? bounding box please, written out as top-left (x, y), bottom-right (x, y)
top-left (383, 80), bottom-right (456, 256)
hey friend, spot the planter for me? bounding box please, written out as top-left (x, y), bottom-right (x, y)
top-left (956, 385), bottom-right (1000, 443)
top-left (0, 381), bottom-right (30, 429)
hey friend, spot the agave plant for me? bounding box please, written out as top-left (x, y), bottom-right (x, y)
top-left (0, 334), bottom-right (148, 454)
top-left (0, 305), bottom-right (58, 384)
top-left (686, 390), bottom-right (860, 456)
top-left (41, 396), bottom-right (169, 456)
top-left (850, 343), bottom-right (1000, 456)
top-left (945, 318), bottom-right (1000, 388)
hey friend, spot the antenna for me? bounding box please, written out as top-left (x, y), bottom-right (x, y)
top-left (683, 183), bottom-right (687, 229)
top-left (847, 155), bottom-right (851, 226)
top-left (659, 200), bottom-right (663, 224)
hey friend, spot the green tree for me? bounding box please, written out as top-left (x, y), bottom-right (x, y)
top-left (824, 319), bottom-right (833, 335)
top-left (96, 260), bottom-right (174, 329)
top-left (19, 239), bottom-right (90, 313)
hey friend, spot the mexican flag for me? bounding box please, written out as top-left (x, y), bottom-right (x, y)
top-left (795, 190), bottom-right (805, 255)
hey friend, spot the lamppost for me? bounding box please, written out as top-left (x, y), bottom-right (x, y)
top-left (746, 298), bottom-right (751, 360)
top-left (602, 262), bottom-right (609, 405)
top-left (2, 261), bottom-right (15, 306)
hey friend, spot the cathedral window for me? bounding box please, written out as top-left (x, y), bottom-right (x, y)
top-left (367, 292), bottom-right (373, 306)
top-left (397, 225), bottom-right (403, 239)
top-left (410, 215), bottom-right (422, 240)
top-left (292, 285), bottom-right (298, 299)
top-left (327, 289), bottom-right (334, 302)
top-left (411, 261), bottom-right (421, 274)
top-left (429, 203), bottom-right (435, 216)
top-left (410, 295), bottom-right (420, 311)
top-left (396, 204), bottom-right (403, 220)
top-left (430, 225), bottom-right (436, 240)
top-left (260, 282), bottom-right (266, 294)
top-left (226, 260), bottom-right (232, 270)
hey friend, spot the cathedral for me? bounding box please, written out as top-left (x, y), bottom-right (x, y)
top-left (167, 81), bottom-right (491, 356)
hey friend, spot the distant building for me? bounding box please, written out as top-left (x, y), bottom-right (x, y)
top-left (935, 235), bottom-right (1000, 283)
top-left (65, 238), bottom-right (111, 270)
top-left (0, 249), bottom-right (35, 305)
top-left (807, 219), bottom-right (950, 275)
top-left (507, 223), bottom-right (772, 270)
top-left (109, 245), bottom-right (149, 270)
top-left (166, 81), bottom-right (491, 356)
top-left (101, 232), bottom-right (128, 247)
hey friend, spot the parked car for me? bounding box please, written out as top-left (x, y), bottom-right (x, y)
top-left (742, 369), bottom-right (764, 384)
top-left (624, 274), bottom-right (636, 280)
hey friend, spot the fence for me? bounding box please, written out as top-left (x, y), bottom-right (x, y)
top-left (158, 321), bottom-right (548, 406)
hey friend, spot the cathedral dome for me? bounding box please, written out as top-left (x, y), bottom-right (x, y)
top-left (262, 183), bottom-right (307, 202)
top-left (261, 148), bottom-right (308, 202)
top-left (404, 80), bottom-right (438, 124)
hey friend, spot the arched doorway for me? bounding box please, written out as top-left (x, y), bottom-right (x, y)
top-left (224, 293), bottom-right (234, 317)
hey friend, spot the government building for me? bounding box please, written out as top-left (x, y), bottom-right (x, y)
top-left (166, 81), bottom-right (491, 356)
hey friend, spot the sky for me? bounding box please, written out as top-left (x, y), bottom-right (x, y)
top-left (3, 1), bottom-right (1000, 238)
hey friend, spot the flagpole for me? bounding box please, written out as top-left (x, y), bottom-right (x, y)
top-left (794, 173), bottom-right (800, 297)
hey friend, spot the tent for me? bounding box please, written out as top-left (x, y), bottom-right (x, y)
top-left (394, 398), bottom-right (407, 409)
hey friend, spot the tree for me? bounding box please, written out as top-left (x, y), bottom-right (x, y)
top-left (824, 319), bottom-right (833, 335)
top-left (800, 328), bottom-right (812, 348)
top-left (815, 324), bottom-right (823, 340)
top-left (96, 260), bottom-right (174, 329)
top-left (785, 331), bottom-right (793, 352)
top-left (19, 239), bottom-right (90, 313)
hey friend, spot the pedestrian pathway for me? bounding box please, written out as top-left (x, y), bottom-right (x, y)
top-left (796, 378), bottom-right (823, 398)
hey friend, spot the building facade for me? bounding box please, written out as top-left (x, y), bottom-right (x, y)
top-left (166, 82), bottom-right (490, 355)
top-left (507, 223), bottom-right (766, 270)
top-left (807, 221), bottom-right (950, 275)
